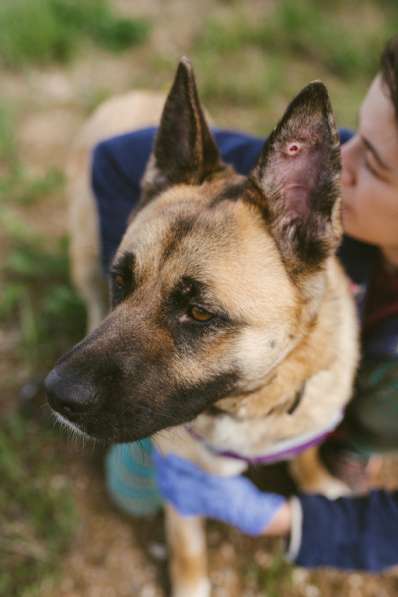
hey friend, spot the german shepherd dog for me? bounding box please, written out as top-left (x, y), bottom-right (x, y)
top-left (46, 58), bottom-right (358, 596)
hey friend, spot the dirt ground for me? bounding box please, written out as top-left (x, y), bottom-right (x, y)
top-left (2, 1), bottom-right (398, 595)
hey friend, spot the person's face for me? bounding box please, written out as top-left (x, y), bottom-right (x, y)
top-left (341, 75), bottom-right (398, 250)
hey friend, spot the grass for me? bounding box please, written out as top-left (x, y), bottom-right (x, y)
top-left (0, 102), bottom-right (86, 373)
top-left (1, 233), bottom-right (86, 372)
top-left (261, 553), bottom-right (293, 597)
top-left (0, 103), bottom-right (65, 207)
top-left (0, 103), bottom-right (84, 596)
top-left (0, 414), bottom-right (77, 597)
top-left (195, 0), bottom-right (398, 81)
top-left (0, 62), bottom-right (86, 597)
top-left (0, 0), bottom-right (150, 68)
top-left (0, 165), bottom-right (65, 206)
top-left (190, 0), bottom-right (398, 131)
top-left (244, 546), bottom-right (293, 597)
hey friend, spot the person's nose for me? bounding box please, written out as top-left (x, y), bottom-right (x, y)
top-left (341, 136), bottom-right (359, 187)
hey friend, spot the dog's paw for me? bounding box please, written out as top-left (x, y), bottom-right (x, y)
top-left (289, 449), bottom-right (352, 499)
top-left (172, 577), bottom-right (211, 597)
top-left (297, 473), bottom-right (352, 499)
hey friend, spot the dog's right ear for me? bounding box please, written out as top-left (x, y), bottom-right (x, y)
top-left (141, 57), bottom-right (224, 201)
top-left (248, 81), bottom-right (342, 276)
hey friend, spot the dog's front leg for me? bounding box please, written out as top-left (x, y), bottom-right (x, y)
top-left (290, 446), bottom-right (351, 499)
top-left (165, 504), bottom-right (210, 597)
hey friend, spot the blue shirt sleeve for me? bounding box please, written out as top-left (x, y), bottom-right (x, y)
top-left (92, 128), bottom-right (157, 273)
top-left (295, 490), bottom-right (398, 572)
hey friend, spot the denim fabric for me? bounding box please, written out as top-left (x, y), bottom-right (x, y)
top-left (296, 490), bottom-right (398, 571)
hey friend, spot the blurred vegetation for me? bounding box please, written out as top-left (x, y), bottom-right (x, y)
top-left (188, 0), bottom-right (398, 129)
top-left (0, 104), bottom-right (65, 207)
top-left (0, 103), bottom-right (86, 373)
top-left (1, 233), bottom-right (86, 370)
top-left (195, 0), bottom-right (396, 80)
top-left (1, 0), bottom-right (398, 595)
top-left (0, 414), bottom-right (77, 597)
top-left (0, 0), bottom-right (150, 68)
top-left (0, 79), bottom-right (84, 597)
top-left (245, 549), bottom-right (293, 597)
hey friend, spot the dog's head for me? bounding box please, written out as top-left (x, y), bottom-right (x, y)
top-left (46, 58), bottom-right (341, 442)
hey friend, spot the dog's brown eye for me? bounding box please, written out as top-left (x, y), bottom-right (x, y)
top-left (114, 274), bottom-right (124, 288)
top-left (189, 305), bottom-right (214, 322)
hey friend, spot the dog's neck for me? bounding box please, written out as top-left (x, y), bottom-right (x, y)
top-left (186, 256), bottom-right (358, 460)
top-left (158, 255), bottom-right (357, 470)
top-left (211, 268), bottom-right (336, 421)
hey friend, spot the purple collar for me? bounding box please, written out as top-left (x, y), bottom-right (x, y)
top-left (187, 411), bottom-right (343, 465)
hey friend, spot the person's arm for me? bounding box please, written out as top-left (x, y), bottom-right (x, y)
top-left (293, 490), bottom-right (398, 571)
top-left (263, 500), bottom-right (292, 535)
top-left (91, 128), bottom-right (157, 273)
top-left (154, 451), bottom-right (398, 572)
top-left (153, 451), bottom-right (286, 536)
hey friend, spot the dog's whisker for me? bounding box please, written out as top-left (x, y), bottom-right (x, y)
top-left (50, 410), bottom-right (96, 448)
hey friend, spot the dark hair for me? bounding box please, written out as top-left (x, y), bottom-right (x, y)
top-left (380, 37), bottom-right (398, 122)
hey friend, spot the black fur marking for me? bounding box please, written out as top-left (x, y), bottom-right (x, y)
top-left (162, 217), bottom-right (195, 261)
top-left (287, 383), bottom-right (306, 415)
top-left (149, 59), bottom-right (222, 193)
top-left (110, 251), bottom-right (136, 307)
top-left (86, 369), bottom-right (241, 443)
top-left (139, 59), bottom-right (229, 205)
top-left (167, 276), bottom-right (206, 309)
top-left (210, 181), bottom-right (247, 207)
top-left (168, 370), bottom-right (240, 415)
top-left (48, 309), bottom-right (242, 443)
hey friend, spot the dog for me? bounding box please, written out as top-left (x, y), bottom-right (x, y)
top-left (46, 57), bottom-right (359, 597)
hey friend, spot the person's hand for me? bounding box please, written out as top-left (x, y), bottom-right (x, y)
top-left (153, 451), bottom-right (288, 536)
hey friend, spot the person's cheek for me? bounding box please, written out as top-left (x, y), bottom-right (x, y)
top-left (341, 183), bottom-right (362, 236)
top-left (341, 165), bottom-right (353, 188)
top-left (341, 136), bottom-right (360, 184)
top-left (341, 180), bottom-right (355, 218)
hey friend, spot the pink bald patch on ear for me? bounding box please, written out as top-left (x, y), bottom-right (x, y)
top-left (285, 141), bottom-right (302, 156)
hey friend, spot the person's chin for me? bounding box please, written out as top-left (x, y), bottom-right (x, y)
top-left (341, 203), bottom-right (354, 232)
top-left (341, 207), bottom-right (369, 243)
top-left (342, 215), bottom-right (378, 246)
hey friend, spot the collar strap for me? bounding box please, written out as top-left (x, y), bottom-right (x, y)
top-left (186, 410), bottom-right (343, 465)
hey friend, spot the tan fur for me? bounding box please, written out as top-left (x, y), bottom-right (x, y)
top-left (68, 87), bottom-right (358, 597)
top-left (165, 506), bottom-right (210, 597)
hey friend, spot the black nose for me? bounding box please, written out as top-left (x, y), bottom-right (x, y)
top-left (45, 367), bottom-right (99, 418)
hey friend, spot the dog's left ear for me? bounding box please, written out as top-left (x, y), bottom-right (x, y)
top-left (141, 57), bottom-right (224, 200)
top-left (248, 81), bottom-right (341, 275)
